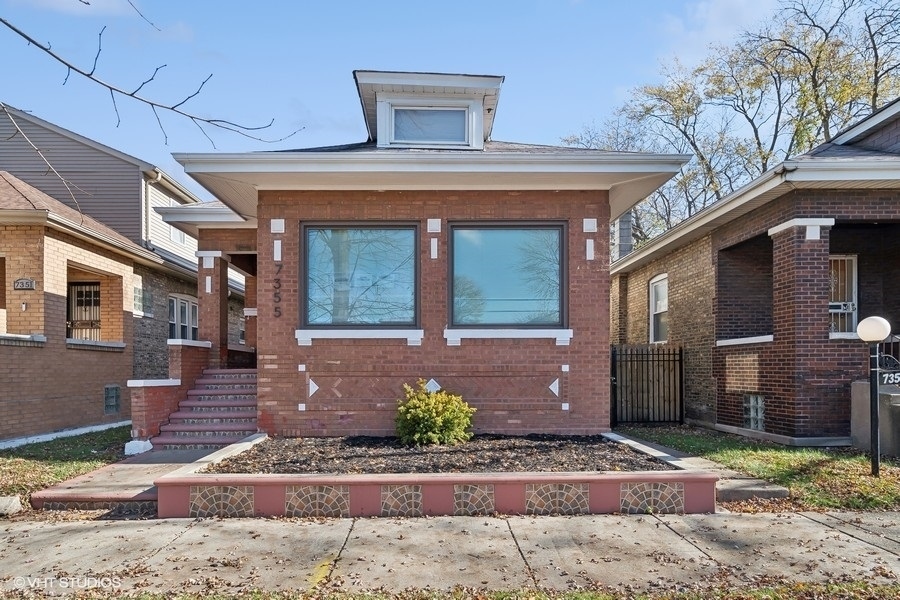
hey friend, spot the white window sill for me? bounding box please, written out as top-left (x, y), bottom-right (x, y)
top-left (716, 335), bottom-right (774, 347)
top-left (295, 329), bottom-right (424, 346)
top-left (167, 339), bottom-right (212, 348)
top-left (0, 333), bottom-right (47, 346)
top-left (127, 378), bottom-right (181, 388)
top-left (0, 333), bottom-right (47, 342)
top-left (829, 332), bottom-right (860, 340)
top-left (444, 328), bottom-right (573, 346)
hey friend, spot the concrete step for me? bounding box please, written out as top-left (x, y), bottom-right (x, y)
top-left (168, 410), bottom-right (258, 423)
top-left (159, 422), bottom-right (257, 435)
top-left (193, 379), bottom-right (257, 390)
top-left (151, 434), bottom-right (250, 450)
top-left (203, 368), bottom-right (257, 377)
top-left (187, 388), bottom-right (256, 399)
top-left (179, 399), bottom-right (258, 411)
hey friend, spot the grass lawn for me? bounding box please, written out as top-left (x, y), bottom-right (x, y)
top-left (0, 426), bottom-right (130, 504)
top-left (62, 582), bottom-right (900, 599)
top-left (617, 424), bottom-right (900, 511)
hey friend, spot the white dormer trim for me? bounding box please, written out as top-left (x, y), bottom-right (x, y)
top-left (376, 94), bottom-right (483, 150)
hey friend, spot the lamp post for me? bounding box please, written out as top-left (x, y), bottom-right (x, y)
top-left (856, 316), bottom-right (892, 477)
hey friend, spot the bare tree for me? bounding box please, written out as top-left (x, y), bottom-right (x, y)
top-left (567, 0), bottom-right (900, 249)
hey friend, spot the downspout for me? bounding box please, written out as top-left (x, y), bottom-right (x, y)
top-left (143, 169), bottom-right (164, 246)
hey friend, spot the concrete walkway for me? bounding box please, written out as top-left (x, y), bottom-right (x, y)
top-left (1, 512), bottom-right (897, 595)
top-left (29, 449), bottom-right (212, 511)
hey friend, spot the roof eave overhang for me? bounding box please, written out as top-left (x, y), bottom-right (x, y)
top-left (0, 209), bottom-right (164, 267)
top-left (611, 158), bottom-right (900, 275)
top-left (173, 151), bottom-right (691, 221)
top-left (155, 205), bottom-right (255, 238)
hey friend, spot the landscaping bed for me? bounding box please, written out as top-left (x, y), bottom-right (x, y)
top-left (203, 434), bottom-right (671, 475)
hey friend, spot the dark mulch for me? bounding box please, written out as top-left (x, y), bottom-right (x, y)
top-left (204, 434), bottom-right (671, 474)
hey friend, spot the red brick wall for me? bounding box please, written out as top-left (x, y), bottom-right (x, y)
top-left (710, 190), bottom-right (897, 437)
top-left (616, 189), bottom-right (899, 438)
top-left (609, 274), bottom-right (628, 345)
top-left (251, 189), bottom-right (611, 437)
top-left (716, 236), bottom-right (773, 340)
top-left (130, 344), bottom-right (209, 439)
top-left (0, 226), bottom-right (133, 440)
top-left (616, 236), bottom-right (717, 424)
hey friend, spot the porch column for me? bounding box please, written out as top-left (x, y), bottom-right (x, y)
top-left (196, 251), bottom-right (229, 368)
top-left (768, 218), bottom-right (835, 436)
top-left (244, 274), bottom-right (258, 349)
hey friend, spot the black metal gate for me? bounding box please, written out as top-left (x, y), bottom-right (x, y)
top-left (611, 345), bottom-right (684, 426)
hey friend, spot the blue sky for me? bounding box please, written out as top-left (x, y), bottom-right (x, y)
top-left (1, 0), bottom-right (778, 199)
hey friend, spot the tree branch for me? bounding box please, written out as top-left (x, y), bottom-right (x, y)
top-left (0, 17), bottom-right (302, 146)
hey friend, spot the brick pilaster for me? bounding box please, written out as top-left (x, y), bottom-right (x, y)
top-left (197, 252), bottom-right (229, 368)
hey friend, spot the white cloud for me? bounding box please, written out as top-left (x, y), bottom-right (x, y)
top-left (456, 230), bottom-right (483, 246)
top-left (659, 0), bottom-right (781, 67)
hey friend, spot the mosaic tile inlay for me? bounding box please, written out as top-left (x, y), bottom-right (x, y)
top-left (453, 484), bottom-right (495, 515)
top-left (381, 484), bottom-right (422, 517)
top-left (620, 482), bottom-right (684, 514)
top-left (189, 485), bottom-right (254, 517)
top-left (525, 483), bottom-right (590, 515)
top-left (285, 485), bottom-right (350, 517)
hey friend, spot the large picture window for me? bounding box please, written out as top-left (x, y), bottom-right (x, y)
top-left (450, 224), bottom-right (564, 327)
top-left (305, 226), bottom-right (417, 326)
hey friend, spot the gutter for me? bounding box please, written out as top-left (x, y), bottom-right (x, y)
top-left (611, 166), bottom-right (787, 275)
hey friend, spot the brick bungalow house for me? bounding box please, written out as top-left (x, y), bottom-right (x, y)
top-left (0, 171), bottom-right (161, 440)
top-left (610, 97), bottom-right (900, 444)
top-left (0, 105), bottom-right (246, 443)
top-left (142, 70), bottom-right (689, 443)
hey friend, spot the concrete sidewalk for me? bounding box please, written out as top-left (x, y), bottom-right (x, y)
top-left (1, 512), bottom-right (897, 595)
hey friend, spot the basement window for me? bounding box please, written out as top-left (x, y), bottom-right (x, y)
top-left (104, 385), bottom-right (121, 415)
top-left (743, 394), bottom-right (765, 431)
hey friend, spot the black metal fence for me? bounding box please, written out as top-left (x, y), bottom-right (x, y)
top-left (611, 345), bottom-right (684, 426)
top-left (879, 335), bottom-right (900, 370)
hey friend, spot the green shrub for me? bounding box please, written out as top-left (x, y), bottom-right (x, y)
top-left (395, 379), bottom-right (476, 446)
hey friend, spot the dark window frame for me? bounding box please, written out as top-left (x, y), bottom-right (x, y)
top-left (448, 221), bottom-right (567, 328)
top-left (300, 222), bottom-right (420, 329)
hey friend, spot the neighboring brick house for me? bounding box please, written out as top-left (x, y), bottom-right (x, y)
top-left (611, 98), bottom-right (900, 444)
top-left (0, 171), bottom-right (160, 438)
top-left (0, 105), bottom-right (247, 381)
top-left (149, 70), bottom-right (689, 440)
top-left (0, 105), bottom-right (247, 442)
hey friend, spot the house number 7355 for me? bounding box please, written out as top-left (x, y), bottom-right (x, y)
top-left (273, 262), bottom-right (282, 318)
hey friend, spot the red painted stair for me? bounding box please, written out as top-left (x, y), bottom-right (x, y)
top-left (151, 368), bottom-right (258, 450)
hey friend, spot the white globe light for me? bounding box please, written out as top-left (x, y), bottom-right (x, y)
top-left (857, 316), bottom-right (892, 343)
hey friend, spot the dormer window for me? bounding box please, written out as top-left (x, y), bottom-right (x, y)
top-left (355, 71), bottom-right (503, 151)
top-left (377, 96), bottom-right (483, 150)
top-left (394, 107), bottom-right (467, 144)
